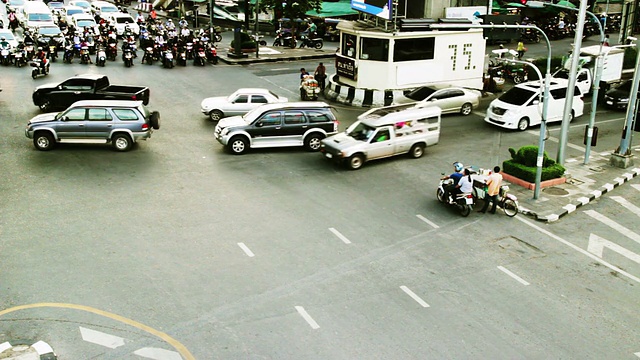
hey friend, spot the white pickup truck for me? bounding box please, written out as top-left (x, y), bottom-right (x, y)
top-left (319, 104), bottom-right (441, 170)
top-left (553, 45), bottom-right (625, 95)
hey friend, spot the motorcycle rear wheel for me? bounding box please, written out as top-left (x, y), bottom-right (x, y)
top-left (459, 204), bottom-right (471, 217)
top-left (314, 42), bottom-right (323, 49)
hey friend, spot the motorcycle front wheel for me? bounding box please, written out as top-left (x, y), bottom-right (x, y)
top-left (502, 199), bottom-right (518, 217)
top-left (436, 188), bottom-right (445, 203)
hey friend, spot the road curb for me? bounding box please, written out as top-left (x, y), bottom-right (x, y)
top-left (0, 340), bottom-right (57, 360)
top-left (218, 52), bottom-right (335, 65)
top-left (528, 166), bottom-right (640, 222)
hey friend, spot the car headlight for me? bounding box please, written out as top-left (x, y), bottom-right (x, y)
top-left (619, 98), bottom-right (629, 103)
top-left (220, 128), bottom-right (229, 136)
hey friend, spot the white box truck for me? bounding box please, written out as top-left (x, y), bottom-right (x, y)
top-left (553, 45), bottom-right (625, 95)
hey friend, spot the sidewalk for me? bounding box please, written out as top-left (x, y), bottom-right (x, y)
top-left (501, 148), bottom-right (640, 222)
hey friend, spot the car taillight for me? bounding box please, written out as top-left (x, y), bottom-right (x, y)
top-left (142, 123), bottom-right (149, 130)
top-left (131, 94), bottom-right (137, 100)
top-left (333, 120), bottom-right (339, 131)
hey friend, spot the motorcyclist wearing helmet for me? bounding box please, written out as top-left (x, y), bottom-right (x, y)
top-left (0, 37), bottom-right (10, 50)
top-left (35, 46), bottom-right (48, 70)
top-left (442, 162), bottom-right (464, 203)
top-left (23, 31), bottom-right (35, 45)
top-left (178, 17), bottom-right (188, 28)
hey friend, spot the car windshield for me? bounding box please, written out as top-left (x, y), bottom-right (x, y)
top-left (1, 32), bottom-right (16, 41)
top-left (498, 86), bottom-right (537, 106)
top-left (242, 106), bottom-right (264, 124)
top-left (9, 0), bottom-right (24, 6)
top-left (77, 19), bottom-right (95, 27)
top-left (49, 2), bottom-right (64, 8)
top-left (553, 69), bottom-right (569, 79)
top-left (615, 81), bottom-right (631, 92)
top-left (38, 27), bottom-right (61, 35)
top-left (68, 9), bottom-right (83, 16)
top-left (28, 13), bottom-right (53, 21)
top-left (101, 5), bottom-right (118, 12)
top-left (73, 1), bottom-right (90, 8)
top-left (116, 17), bottom-right (134, 24)
top-left (405, 86), bottom-right (437, 101)
top-left (346, 121), bottom-right (377, 141)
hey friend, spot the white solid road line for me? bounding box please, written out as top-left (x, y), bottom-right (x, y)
top-left (632, 184), bottom-right (640, 192)
top-left (584, 210), bottom-right (640, 245)
top-left (497, 266), bottom-right (530, 286)
top-left (526, 131), bottom-right (585, 151)
top-left (516, 215), bottom-right (640, 284)
top-left (634, 351), bottom-right (640, 358)
top-left (610, 196), bottom-right (640, 217)
top-left (400, 285), bottom-right (430, 308)
top-left (416, 214), bottom-right (440, 229)
top-left (295, 306), bottom-right (320, 329)
top-left (329, 227), bottom-right (351, 244)
top-left (237, 242), bottom-right (255, 257)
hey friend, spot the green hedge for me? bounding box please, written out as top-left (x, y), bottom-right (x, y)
top-left (230, 32), bottom-right (257, 50)
top-left (503, 146), bottom-right (565, 183)
top-left (503, 160), bottom-right (566, 182)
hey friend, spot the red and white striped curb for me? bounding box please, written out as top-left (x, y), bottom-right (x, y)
top-left (134, 2), bottom-right (153, 12)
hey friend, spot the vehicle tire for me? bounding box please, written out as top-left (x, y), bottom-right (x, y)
top-left (347, 154), bottom-right (364, 170)
top-left (408, 144), bottom-right (424, 158)
top-left (212, 58), bottom-right (218, 65)
top-left (38, 99), bottom-right (51, 112)
top-left (513, 73), bottom-right (524, 84)
top-left (436, 188), bottom-right (445, 203)
top-left (304, 133), bottom-right (323, 151)
top-left (300, 89), bottom-right (306, 101)
top-left (460, 102), bottom-right (473, 116)
top-left (272, 40), bottom-right (280, 47)
top-left (460, 204), bottom-right (471, 217)
top-left (259, 40), bottom-right (267, 46)
top-left (289, 40), bottom-right (296, 49)
top-left (517, 117), bottom-right (529, 131)
top-left (33, 131), bottom-right (55, 151)
top-left (150, 111), bottom-right (160, 130)
top-left (147, 57), bottom-right (153, 65)
top-left (502, 198), bottom-right (518, 217)
top-left (569, 110), bottom-right (574, 123)
top-left (209, 109), bottom-right (223, 122)
top-left (228, 136), bottom-right (248, 155)
top-left (314, 42), bottom-right (323, 49)
top-left (112, 133), bottom-right (133, 152)
top-left (31, 69), bottom-right (37, 79)
top-left (214, 34), bottom-right (222, 42)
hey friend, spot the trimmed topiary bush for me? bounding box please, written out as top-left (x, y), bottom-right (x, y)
top-left (230, 32), bottom-right (257, 50)
top-left (503, 146), bottom-right (565, 183)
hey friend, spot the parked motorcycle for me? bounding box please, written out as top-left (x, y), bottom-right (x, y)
top-left (436, 177), bottom-right (474, 217)
top-left (298, 33), bottom-right (323, 49)
top-left (30, 59), bottom-right (50, 79)
top-left (96, 46), bottom-right (106, 66)
top-left (272, 29), bottom-right (296, 48)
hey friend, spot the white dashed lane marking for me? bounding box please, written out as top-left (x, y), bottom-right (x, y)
top-left (497, 266), bottom-right (530, 286)
top-left (79, 326), bottom-right (125, 349)
top-left (329, 227), bottom-right (351, 244)
top-left (400, 286), bottom-right (430, 308)
top-left (237, 242), bottom-right (255, 257)
top-left (416, 214), bottom-right (439, 229)
top-left (295, 306), bottom-right (320, 329)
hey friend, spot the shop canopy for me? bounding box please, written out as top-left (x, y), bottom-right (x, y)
top-left (306, 0), bottom-right (358, 18)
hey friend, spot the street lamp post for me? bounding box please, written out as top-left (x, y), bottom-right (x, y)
top-left (430, 23), bottom-right (552, 199)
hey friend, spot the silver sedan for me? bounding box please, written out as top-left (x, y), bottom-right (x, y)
top-left (394, 85), bottom-right (482, 116)
top-left (200, 88), bottom-right (288, 121)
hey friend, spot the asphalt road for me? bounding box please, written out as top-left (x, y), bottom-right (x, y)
top-left (1, 42), bottom-right (640, 359)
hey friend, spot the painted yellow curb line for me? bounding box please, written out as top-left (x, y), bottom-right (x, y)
top-left (0, 303), bottom-right (195, 360)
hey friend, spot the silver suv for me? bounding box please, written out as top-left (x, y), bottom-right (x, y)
top-left (25, 100), bottom-right (160, 151)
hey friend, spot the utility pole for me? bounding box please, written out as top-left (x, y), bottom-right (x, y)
top-left (254, 0), bottom-right (260, 58)
top-left (555, 0), bottom-right (588, 166)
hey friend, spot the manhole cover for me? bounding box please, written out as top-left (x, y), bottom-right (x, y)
top-left (543, 187), bottom-right (569, 195)
top-left (494, 236), bottom-right (546, 260)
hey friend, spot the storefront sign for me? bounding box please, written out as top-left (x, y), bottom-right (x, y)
top-left (351, 0), bottom-right (392, 20)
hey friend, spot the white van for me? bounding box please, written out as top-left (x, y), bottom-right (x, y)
top-left (90, 1), bottom-right (119, 20)
top-left (484, 79), bottom-right (584, 131)
top-left (20, 1), bottom-right (56, 31)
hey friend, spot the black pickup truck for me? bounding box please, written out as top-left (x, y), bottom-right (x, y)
top-left (32, 74), bottom-right (150, 112)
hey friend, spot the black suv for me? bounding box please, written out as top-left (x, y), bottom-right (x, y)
top-left (214, 102), bottom-right (338, 154)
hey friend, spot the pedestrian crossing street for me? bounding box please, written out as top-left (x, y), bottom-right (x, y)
top-left (546, 183), bottom-right (640, 284)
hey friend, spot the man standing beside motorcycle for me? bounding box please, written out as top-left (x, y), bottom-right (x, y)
top-left (441, 162), bottom-right (464, 203)
top-left (479, 166), bottom-right (503, 214)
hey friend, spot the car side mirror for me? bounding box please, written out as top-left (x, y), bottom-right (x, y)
top-left (255, 121), bottom-right (263, 127)
top-left (533, 100), bottom-right (540, 105)
top-left (60, 116), bottom-right (69, 121)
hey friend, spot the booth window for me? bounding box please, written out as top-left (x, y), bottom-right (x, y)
top-left (394, 38), bottom-right (435, 62)
top-left (342, 34), bottom-right (357, 58)
top-left (360, 37), bottom-right (389, 61)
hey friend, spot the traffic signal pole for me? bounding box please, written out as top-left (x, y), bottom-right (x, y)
top-left (612, 36), bottom-right (640, 165)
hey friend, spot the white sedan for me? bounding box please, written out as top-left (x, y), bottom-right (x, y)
top-left (201, 88), bottom-right (288, 121)
top-left (393, 85), bottom-right (482, 116)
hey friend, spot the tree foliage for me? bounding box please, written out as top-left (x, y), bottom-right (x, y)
top-left (258, 0), bottom-right (323, 23)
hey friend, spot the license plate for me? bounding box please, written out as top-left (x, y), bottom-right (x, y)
top-left (465, 197), bottom-right (473, 204)
top-left (325, 153), bottom-right (333, 159)
top-left (606, 101), bottom-right (613, 105)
